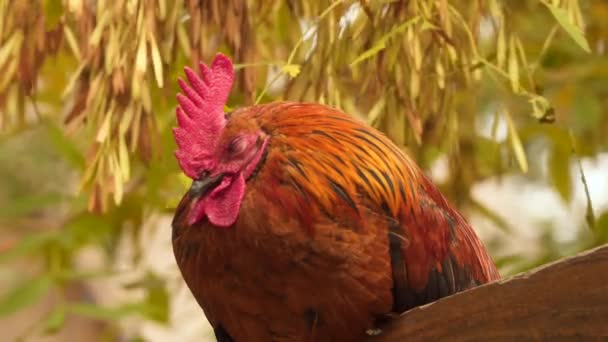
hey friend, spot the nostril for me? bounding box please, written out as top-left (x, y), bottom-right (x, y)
top-left (189, 173), bottom-right (225, 198)
top-left (190, 179), bottom-right (206, 195)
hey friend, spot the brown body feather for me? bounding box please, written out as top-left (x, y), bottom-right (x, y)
top-left (172, 102), bottom-right (500, 341)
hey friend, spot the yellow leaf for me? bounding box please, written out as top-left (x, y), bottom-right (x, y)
top-left (0, 30), bottom-right (23, 68)
top-left (439, 0), bottom-right (451, 36)
top-left (281, 64), bottom-right (301, 78)
top-left (105, 26), bottom-right (118, 74)
top-left (63, 25), bottom-right (81, 60)
top-left (135, 37), bottom-right (147, 74)
top-left (497, 18), bottom-right (506, 69)
top-left (131, 73), bottom-right (142, 100)
top-left (447, 45), bottom-right (457, 63)
top-left (436, 60), bottom-right (445, 89)
top-left (507, 35), bottom-right (519, 92)
top-left (505, 110), bottom-right (528, 173)
top-left (96, 111), bottom-right (112, 143)
top-left (177, 24), bottom-right (191, 57)
top-left (6, 86), bottom-right (18, 122)
top-left (367, 97), bottom-right (386, 126)
top-left (130, 105), bottom-right (142, 152)
top-left (119, 105), bottom-right (134, 134)
top-left (118, 134), bottom-right (130, 181)
top-left (413, 34), bottom-right (422, 71)
top-left (410, 70), bottom-right (420, 99)
top-left (0, 1), bottom-right (6, 37)
top-left (529, 94), bottom-right (551, 120)
top-left (68, 0), bottom-right (83, 16)
top-left (111, 153), bottom-right (124, 205)
top-left (157, 0), bottom-right (166, 20)
top-left (141, 82), bottom-right (152, 113)
top-left (420, 18), bottom-right (438, 32)
top-left (79, 150), bottom-right (101, 192)
top-left (127, 0), bottom-right (139, 16)
top-left (62, 62), bottom-right (85, 98)
top-left (148, 31), bottom-right (164, 87)
top-left (132, 36), bottom-right (147, 100)
top-left (543, 1), bottom-right (591, 53)
top-left (350, 16), bottom-right (420, 67)
top-left (88, 11), bottom-right (109, 47)
top-left (0, 58), bottom-right (17, 93)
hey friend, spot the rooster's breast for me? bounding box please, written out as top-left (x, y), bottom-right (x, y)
top-left (172, 186), bottom-right (395, 342)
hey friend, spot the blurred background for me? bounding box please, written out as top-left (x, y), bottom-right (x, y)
top-left (0, 0), bottom-right (607, 341)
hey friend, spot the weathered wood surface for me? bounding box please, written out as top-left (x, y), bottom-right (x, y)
top-left (367, 244), bottom-right (608, 341)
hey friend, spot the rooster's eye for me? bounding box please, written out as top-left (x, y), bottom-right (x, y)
top-left (227, 137), bottom-right (247, 155)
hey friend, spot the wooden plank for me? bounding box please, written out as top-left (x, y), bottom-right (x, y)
top-left (367, 244), bottom-right (608, 341)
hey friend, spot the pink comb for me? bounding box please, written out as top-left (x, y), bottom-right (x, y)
top-left (173, 53), bottom-right (235, 179)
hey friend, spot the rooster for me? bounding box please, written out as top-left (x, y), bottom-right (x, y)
top-left (171, 53), bottom-right (500, 342)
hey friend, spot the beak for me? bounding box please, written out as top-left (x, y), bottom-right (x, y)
top-left (188, 173), bottom-right (225, 199)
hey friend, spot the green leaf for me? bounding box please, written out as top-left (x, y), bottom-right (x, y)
top-left (548, 147), bottom-right (571, 202)
top-left (44, 306), bottom-right (67, 334)
top-left (0, 276), bottom-right (53, 317)
top-left (350, 16), bottom-right (420, 67)
top-left (543, 2), bottom-right (591, 53)
top-left (63, 213), bottom-right (114, 248)
top-left (122, 272), bottom-right (169, 323)
top-left (44, 120), bottom-right (85, 169)
top-left (44, 0), bottom-right (63, 29)
top-left (55, 269), bottom-right (118, 282)
top-left (470, 198), bottom-right (513, 233)
top-left (571, 92), bottom-right (602, 132)
top-left (351, 42), bottom-right (387, 68)
top-left (143, 285), bottom-right (169, 323)
top-left (493, 254), bottom-right (528, 270)
top-left (68, 302), bottom-right (142, 321)
top-left (0, 232), bottom-right (57, 264)
top-left (0, 192), bottom-right (65, 220)
top-left (595, 211), bottom-right (608, 243)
